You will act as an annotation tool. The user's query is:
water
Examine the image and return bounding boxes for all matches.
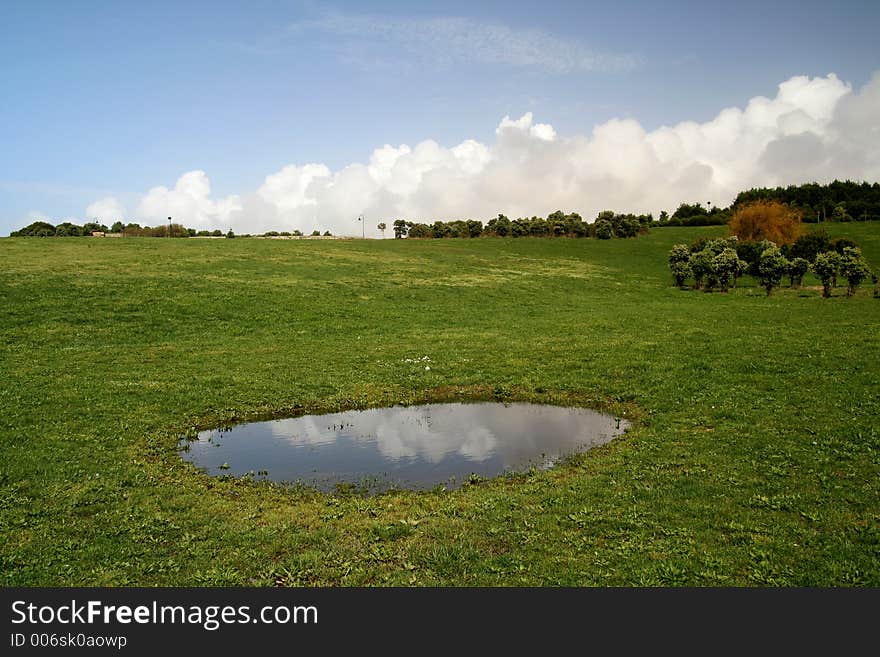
[179,402,629,492]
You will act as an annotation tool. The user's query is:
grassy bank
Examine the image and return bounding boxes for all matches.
[1,224,878,585]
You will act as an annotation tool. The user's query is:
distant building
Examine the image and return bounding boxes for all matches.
[91,231,105,237]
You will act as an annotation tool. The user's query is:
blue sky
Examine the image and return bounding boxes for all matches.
[2,0,879,235]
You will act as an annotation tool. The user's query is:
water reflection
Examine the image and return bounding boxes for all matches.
[180,402,629,492]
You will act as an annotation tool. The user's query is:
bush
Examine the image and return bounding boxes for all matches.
[688,249,715,290]
[839,247,871,297]
[812,253,837,298]
[729,200,802,245]
[594,219,613,240]
[668,244,691,287]
[789,229,830,262]
[713,248,740,293]
[757,246,789,296]
[830,237,858,255]
[787,257,809,288]
[736,239,775,276]
[669,244,691,266]
[670,261,691,288]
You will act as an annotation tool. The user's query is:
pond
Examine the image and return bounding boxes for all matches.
[179,402,629,493]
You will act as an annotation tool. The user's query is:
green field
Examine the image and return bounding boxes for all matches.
[1,224,878,586]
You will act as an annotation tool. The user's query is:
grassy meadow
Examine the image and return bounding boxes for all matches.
[1,223,878,586]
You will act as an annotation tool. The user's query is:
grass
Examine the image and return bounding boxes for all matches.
[1,223,878,586]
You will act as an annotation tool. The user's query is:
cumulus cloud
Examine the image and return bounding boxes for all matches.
[85,196,126,223]
[89,71,880,237]
[136,170,242,229]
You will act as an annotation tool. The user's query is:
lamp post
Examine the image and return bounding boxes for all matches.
[358,213,364,238]
[167,216,172,238]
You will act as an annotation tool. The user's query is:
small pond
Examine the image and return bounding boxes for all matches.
[179,402,629,492]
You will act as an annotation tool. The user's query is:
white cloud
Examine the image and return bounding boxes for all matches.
[135,170,242,229]
[496,112,556,141]
[85,196,126,223]
[89,71,880,237]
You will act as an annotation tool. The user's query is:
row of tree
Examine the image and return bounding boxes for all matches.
[669,236,874,297]
[11,179,878,238]
[10,220,222,238]
[733,180,880,222]
[9,220,335,239]
[654,180,880,228]
[391,210,654,239]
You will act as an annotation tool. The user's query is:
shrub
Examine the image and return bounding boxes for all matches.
[670,261,691,288]
[688,249,715,290]
[825,251,841,287]
[757,246,789,296]
[789,229,830,262]
[812,253,837,298]
[594,219,613,240]
[830,237,858,255]
[732,254,748,288]
[713,248,740,293]
[729,200,802,245]
[669,244,691,266]
[839,247,871,297]
[668,244,692,287]
[736,239,775,276]
[788,257,809,288]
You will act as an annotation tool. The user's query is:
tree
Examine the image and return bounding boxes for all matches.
[732,253,748,288]
[393,219,408,239]
[485,214,511,237]
[826,251,842,287]
[594,219,613,240]
[110,221,124,233]
[377,222,386,238]
[713,248,740,292]
[311,230,321,236]
[688,250,714,290]
[668,244,692,287]
[466,219,483,238]
[789,229,830,262]
[729,200,802,245]
[812,253,837,298]
[839,247,871,296]
[54,222,83,237]
[832,202,852,222]
[787,257,809,288]
[757,246,789,296]
[226,229,235,238]
[407,223,432,238]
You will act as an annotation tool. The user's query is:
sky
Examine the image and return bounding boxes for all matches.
[1,0,879,237]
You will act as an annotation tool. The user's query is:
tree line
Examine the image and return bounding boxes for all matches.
[9,220,334,239]
[655,180,880,227]
[733,180,880,223]
[10,178,879,238]
[391,210,653,239]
